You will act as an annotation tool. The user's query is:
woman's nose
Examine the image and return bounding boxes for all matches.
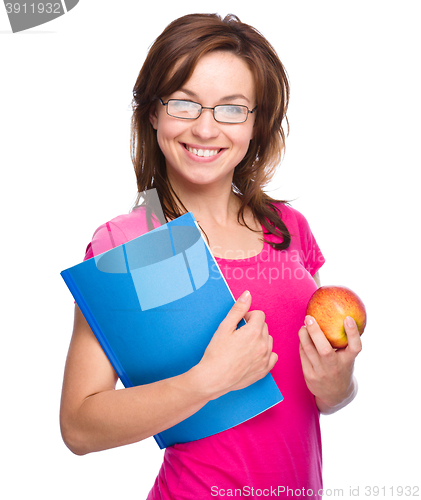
[191,108,220,140]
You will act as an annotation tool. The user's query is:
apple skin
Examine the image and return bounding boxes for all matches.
[306,286,367,349]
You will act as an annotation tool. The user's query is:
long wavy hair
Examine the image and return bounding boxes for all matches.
[131,13,291,250]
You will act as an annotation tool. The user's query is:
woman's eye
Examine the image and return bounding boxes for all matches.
[174,100,195,109]
[224,106,243,114]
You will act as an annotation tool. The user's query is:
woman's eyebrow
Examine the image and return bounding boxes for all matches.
[220,94,251,103]
[177,88,250,103]
[176,88,198,99]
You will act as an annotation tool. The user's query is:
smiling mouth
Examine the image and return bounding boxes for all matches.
[184,144,221,157]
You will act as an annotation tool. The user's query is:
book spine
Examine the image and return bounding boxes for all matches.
[153,433,167,449]
[62,269,168,449]
[60,270,134,388]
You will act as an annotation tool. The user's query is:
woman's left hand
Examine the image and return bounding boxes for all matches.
[298,315,362,414]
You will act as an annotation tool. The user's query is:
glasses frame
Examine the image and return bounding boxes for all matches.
[158,98,257,124]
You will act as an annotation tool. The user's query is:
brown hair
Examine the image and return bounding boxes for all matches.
[131,13,291,250]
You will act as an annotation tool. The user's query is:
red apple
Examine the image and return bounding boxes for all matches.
[306,285,367,348]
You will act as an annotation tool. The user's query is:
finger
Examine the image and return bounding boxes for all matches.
[269,351,278,370]
[244,309,265,325]
[298,324,312,348]
[268,333,274,352]
[265,334,277,370]
[298,336,315,374]
[218,290,252,333]
[298,325,319,370]
[304,315,334,358]
[344,316,363,356]
[298,324,314,351]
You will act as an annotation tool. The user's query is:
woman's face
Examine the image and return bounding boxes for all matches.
[149,51,256,192]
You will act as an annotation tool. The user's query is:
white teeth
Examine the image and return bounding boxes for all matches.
[186,146,219,157]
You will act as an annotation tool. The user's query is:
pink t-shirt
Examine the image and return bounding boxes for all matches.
[84,204,325,499]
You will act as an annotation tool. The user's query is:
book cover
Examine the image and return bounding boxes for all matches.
[61,212,283,449]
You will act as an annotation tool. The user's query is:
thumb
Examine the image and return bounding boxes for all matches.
[219,290,251,332]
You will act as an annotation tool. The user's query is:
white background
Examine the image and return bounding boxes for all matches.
[1,1,420,498]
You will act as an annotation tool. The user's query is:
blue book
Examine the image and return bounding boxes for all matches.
[61,212,283,449]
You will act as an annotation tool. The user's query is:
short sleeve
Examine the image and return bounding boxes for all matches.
[83,221,126,260]
[83,207,161,261]
[276,204,325,276]
[293,209,325,276]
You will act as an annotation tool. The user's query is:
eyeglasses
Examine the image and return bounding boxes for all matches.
[158,98,257,124]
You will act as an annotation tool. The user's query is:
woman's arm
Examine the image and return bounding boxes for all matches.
[298,314,362,415]
[60,307,210,455]
[60,291,277,455]
[312,271,321,288]
[314,375,358,415]
[301,270,361,414]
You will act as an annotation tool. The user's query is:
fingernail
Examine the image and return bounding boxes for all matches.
[238,290,251,303]
[305,315,314,326]
[346,316,356,328]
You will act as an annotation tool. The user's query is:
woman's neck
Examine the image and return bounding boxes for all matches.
[168,177,240,227]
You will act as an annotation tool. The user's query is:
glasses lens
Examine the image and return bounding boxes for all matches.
[167,100,201,119]
[214,105,248,123]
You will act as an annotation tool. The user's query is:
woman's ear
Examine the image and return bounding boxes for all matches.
[149,104,159,130]
[250,114,257,140]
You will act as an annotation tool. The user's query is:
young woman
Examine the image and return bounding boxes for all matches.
[60,13,362,499]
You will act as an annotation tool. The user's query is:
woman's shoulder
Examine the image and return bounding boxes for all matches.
[84,207,159,260]
[273,201,325,272]
[271,201,310,230]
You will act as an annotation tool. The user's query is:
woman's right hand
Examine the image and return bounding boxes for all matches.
[194,290,278,400]
[60,291,276,455]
